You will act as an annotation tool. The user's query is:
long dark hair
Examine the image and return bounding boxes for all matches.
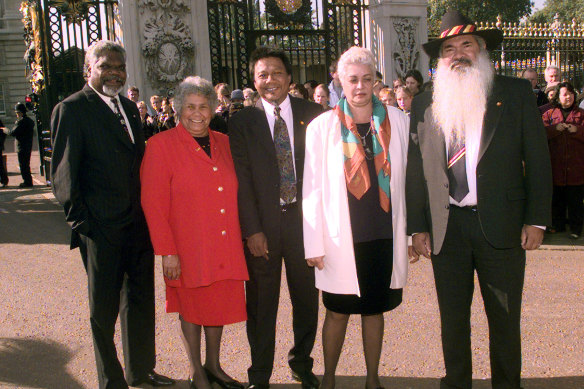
[552,81,577,109]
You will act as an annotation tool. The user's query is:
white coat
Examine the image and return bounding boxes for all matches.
[302,106,410,296]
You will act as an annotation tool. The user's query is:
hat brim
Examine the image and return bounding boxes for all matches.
[422,29,503,58]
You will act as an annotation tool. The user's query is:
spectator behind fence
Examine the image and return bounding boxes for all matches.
[289,83,310,99]
[328,60,344,107]
[405,69,424,95]
[141,75,249,389]
[522,68,548,107]
[137,100,157,140]
[396,86,413,115]
[313,83,331,111]
[304,80,318,101]
[0,118,7,187]
[379,87,397,107]
[158,97,176,131]
[127,85,139,103]
[542,81,584,239]
[1,103,35,187]
[302,46,410,389]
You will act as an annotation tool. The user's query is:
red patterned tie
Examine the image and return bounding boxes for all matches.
[447,135,469,202]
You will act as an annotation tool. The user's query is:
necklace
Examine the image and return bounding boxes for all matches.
[358,124,374,160]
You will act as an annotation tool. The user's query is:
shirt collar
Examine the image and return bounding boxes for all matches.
[261,94,291,114]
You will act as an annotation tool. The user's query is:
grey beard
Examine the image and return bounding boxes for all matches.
[103,85,123,97]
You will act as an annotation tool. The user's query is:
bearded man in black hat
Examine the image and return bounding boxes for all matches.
[1,103,35,187]
[406,10,552,389]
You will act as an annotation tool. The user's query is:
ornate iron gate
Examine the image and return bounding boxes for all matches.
[21,0,120,183]
[207,0,368,88]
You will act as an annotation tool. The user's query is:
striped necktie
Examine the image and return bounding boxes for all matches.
[273,105,296,204]
[447,135,469,202]
[111,98,133,142]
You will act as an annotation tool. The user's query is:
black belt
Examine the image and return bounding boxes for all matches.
[280,202,298,212]
[451,204,477,212]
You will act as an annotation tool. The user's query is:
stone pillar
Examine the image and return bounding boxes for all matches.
[367,0,429,85]
[118,0,212,100]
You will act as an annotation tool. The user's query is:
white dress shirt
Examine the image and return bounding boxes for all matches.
[89,84,135,143]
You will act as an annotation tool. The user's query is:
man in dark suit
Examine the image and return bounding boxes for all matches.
[406,11,552,389]
[229,47,322,389]
[2,103,35,187]
[51,40,173,389]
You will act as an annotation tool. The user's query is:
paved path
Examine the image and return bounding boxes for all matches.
[0,152,583,388]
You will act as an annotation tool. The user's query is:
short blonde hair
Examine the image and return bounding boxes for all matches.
[337,46,377,81]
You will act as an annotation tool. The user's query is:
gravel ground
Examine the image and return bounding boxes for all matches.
[1,153,583,389]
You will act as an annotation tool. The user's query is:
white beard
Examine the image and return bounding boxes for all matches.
[103,85,123,97]
[432,49,495,146]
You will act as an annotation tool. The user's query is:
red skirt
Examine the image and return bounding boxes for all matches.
[166,279,247,326]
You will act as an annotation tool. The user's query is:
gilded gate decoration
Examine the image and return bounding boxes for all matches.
[207,0,368,88]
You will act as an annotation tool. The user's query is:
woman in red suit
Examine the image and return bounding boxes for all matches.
[542,81,584,238]
[141,76,249,389]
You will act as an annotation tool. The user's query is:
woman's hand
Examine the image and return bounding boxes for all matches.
[556,123,567,132]
[567,124,577,133]
[306,256,324,270]
[162,255,181,280]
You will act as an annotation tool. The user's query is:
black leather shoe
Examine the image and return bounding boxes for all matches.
[204,367,244,389]
[291,369,319,389]
[18,182,33,188]
[136,371,175,386]
[247,384,270,389]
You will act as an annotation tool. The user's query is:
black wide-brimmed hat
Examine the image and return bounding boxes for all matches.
[423,10,503,58]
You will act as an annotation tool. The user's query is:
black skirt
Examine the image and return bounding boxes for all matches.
[322,239,402,315]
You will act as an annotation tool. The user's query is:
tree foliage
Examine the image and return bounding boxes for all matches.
[530,0,584,24]
[428,0,533,35]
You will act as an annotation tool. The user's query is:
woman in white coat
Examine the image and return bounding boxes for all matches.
[303,47,410,389]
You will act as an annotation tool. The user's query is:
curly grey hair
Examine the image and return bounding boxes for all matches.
[173,76,219,119]
[84,40,126,79]
[337,46,377,81]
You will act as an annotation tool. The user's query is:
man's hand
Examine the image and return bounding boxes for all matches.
[408,245,420,263]
[521,225,544,250]
[247,232,269,260]
[306,256,324,270]
[162,255,181,280]
[412,232,432,260]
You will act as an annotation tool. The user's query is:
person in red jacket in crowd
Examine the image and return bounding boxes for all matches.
[542,81,584,238]
[141,76,249,389]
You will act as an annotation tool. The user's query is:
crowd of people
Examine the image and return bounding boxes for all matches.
[47,8,561,389]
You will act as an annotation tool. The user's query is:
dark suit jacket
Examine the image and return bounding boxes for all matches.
[406,75,553,253]
[228,95,323,246]
[51,84,148,248]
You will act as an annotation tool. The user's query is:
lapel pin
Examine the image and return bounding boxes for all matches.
[300,121,305,125]
[496,101,502,107]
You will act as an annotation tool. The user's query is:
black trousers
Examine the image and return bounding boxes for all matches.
[432,206,525,389]
[0,150,8,185]
[17,147,32,185]
[78,221,155,389]
[552,184,584,235]
[245,204,319,385]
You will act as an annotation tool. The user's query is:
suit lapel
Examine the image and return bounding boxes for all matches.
[82,85,135,151]
[254,99,277,159]
[478,78,504,162]
[425,105,447,171]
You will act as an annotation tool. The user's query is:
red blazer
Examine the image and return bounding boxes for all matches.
[542,106,584,186]
[141,123,249,288]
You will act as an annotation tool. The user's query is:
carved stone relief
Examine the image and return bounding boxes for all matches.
[138,0,194,91]
[392,17,419,79]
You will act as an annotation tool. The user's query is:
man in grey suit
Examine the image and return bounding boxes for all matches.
[406,10,552,389]
[51,40,173,389]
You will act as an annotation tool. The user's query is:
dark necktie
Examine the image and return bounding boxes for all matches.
[273,105,296,204]
[110,98,133,142]
[447,134,469,202]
